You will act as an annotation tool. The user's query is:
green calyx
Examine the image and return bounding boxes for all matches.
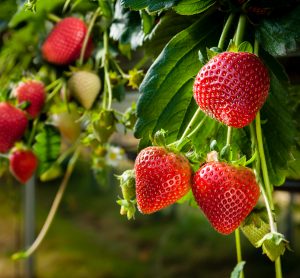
[241,210,290,262]
[116,169,136,220]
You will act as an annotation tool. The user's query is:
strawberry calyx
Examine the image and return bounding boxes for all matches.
[256,232,291,262]
[116,169,136,220]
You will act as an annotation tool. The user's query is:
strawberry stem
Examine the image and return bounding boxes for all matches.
[11,148,80,260]
[27,117,39,147]
[79,7,101,66]
[218,13,235,50]
[103,31,113,110]
[47,13,61,23]
[179,108,201,141]
[234,14,247,46]
[226,126,232,145]
[234,229,244,278]
[255,112,273,204]
[46,81,63,103]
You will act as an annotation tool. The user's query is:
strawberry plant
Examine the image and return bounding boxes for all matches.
[0,0,300,277]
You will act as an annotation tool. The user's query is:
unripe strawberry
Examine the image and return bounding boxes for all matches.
[15,80,46,118]
[192,162,260,235]
[0,103,28,153]
[193,52,270,128]
[9,149,38,184]
[135,146,192,214]
[42,17,93,65]
[51,110,81,143]
[68,71,101,110]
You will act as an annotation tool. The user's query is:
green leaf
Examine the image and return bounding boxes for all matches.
[110,0,144,49]
[230,261,246,278]
[134,12,223,148]
[144,12,198,57]
[260,52,296,185]
[256,5,300,56]
[120,0,179,12]
[238,41,253,53]
[9,0,65,28]
[173,0,216,15]
[140,10,154,35]
[33,125,61,175]
[99,0,113,19]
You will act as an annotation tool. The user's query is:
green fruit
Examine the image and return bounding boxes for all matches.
[68,71,101,109]
[52,110,81,142]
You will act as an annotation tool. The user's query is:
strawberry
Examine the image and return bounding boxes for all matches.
[9,149,38,184]
[15,80,46,118]
[192,162,260,235]
[135,146,192,214]
[193,52,270,128]
[0,103,28,153]
[68,71,101,109]
[42,17,93,65]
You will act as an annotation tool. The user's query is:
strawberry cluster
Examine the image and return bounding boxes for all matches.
[128,51,270,235]
[0,16,98,184]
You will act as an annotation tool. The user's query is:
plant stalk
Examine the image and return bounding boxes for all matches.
[218,13,235,50]
[235,229,244,278]
[234,14,247,46]
[103,31,113,110]
[79,7,101,66]
[12,149,80,260]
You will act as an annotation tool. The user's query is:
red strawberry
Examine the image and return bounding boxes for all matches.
[0,103,28,153]
[192,162,260,235]
[135,146,192,214]
[9,149,38,184]
[193,52,270,128]
[15,80,46,118]
[42,17,93,65]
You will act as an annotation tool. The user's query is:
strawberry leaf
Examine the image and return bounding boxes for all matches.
[260,52,296,185]
[110,0,144,49]
[134,12,223,149]
[256,5,300,56]
[120,0,178,12]
[173,0,216,15]
[33,125,61,175]
[144,12,198,58]
[230,261,246,278]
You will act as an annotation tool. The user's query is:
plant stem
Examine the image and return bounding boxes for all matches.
[218,13,235,50]
[103,31,113,110]
[235,229,244,278]
[226,126,232,145]
[12,149,80,260]
[178,108,201,142]
[234,14,247,46]
[255,112,273,205]
[45,79,62,92]
[186,115,207,139]
[46,82,63,103]
[47,13,61,23]
[79,7,101,66]
[27,118,39,147]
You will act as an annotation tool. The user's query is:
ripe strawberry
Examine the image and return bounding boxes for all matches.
[42,17,93,65]
[192,162,260,235]
[135,146,192,214]
[68,71,101,109]
[0,103,28,153]
[193,52,270,128]
[9,149,38,184]
[15,80,46,118]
